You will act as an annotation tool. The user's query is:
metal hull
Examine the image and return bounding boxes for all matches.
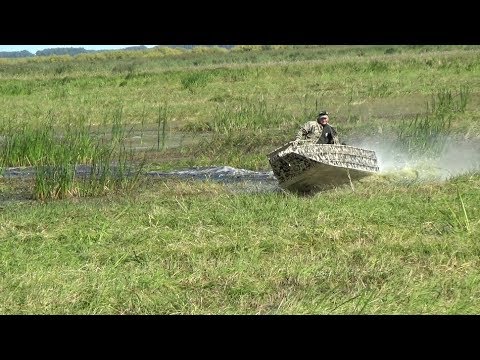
[267,142,379,193]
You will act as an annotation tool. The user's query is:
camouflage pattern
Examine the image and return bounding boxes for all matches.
[296,121,323,141]
[267,140,379,194]
[296,121,339,144]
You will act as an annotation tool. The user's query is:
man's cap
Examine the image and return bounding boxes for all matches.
[318,111,329,118]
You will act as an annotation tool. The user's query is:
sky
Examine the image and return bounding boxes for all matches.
[0,45,155,53]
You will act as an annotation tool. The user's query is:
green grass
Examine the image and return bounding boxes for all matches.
[1,174,479,314]
[1,45,480,313]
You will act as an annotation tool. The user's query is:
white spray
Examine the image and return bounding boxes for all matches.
[353,136,480,181]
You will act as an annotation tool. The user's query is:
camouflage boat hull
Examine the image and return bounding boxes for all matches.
[267,141,379,193]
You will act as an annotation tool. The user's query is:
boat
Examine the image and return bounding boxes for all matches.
[267,141,380,194]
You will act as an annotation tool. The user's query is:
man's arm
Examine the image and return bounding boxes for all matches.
[296,122,313,140]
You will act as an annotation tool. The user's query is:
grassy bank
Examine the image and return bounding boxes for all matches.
[1,173,479,314]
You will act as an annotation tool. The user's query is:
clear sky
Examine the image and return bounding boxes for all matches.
[0,45,155,53]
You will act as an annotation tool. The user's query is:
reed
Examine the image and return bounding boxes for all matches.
[208,97,286,134]
[157,104,169,151]
[0,118,146,200]
[396,86,472,157]
[443,187,471,234]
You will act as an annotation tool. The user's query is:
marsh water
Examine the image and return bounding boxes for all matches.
[2,127,479,196]
[0,127,282,193]
[2,165,282,194]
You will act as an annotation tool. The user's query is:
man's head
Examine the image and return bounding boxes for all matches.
[317,111,329,125]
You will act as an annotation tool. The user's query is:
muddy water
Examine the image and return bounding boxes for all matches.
[147,166,281,193]
[2,165,282,194]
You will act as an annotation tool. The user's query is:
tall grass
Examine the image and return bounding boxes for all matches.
[190,97,286,133]
[397,87,470,157]
[157,104,169,151]
[111,105,126,144]
[442,187,472,234]
[0,81,34,96]
[181,72,212,93]
[0,119,146,200]
[0,120,97,168]
[0,123,61,167]
[80,142,144,198]
[398,112,452,157]
[35,163,77,200]
[430,86,470,114]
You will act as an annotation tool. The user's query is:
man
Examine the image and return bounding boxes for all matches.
[294,111,339,145]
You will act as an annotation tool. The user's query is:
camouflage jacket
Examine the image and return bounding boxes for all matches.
[296,121,339,144]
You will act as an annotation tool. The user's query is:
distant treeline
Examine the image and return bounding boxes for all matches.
[0,50,34,58]
[0,45,235,59]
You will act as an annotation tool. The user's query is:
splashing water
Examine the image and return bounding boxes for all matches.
[146,166,281,193]
[353,136,480,181]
